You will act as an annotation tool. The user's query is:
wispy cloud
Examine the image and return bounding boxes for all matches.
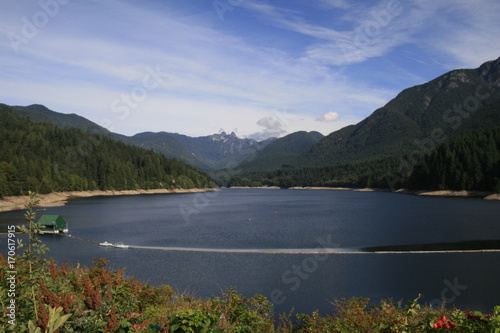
[240,0,500,69]
[315,0,352,10]
[240,2,348,41]
[0,0,393,137]
[412,0,500,68]
[0,0,498,139]
[241,1,410,65]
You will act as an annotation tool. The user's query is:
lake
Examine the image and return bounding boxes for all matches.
[1,188,500,315]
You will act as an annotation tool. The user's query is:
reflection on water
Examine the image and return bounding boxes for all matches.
[363,240,500,252]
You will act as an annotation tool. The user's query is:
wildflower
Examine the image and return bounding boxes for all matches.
[467,312,490,323]
[132,322,147,330]
[433,316,455,329]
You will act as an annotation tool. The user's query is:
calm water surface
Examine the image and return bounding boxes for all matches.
[1,188,499,314]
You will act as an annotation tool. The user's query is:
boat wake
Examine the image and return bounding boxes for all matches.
[127,245,350,254]
[65,235,500,254]
[99,241,129,249]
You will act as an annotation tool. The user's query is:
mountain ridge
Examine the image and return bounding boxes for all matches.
[0,103,215,196]
[227,57,500,190]
[5,57,500,185]
[289,56,500,168]
[236,131,324,171]
[125,130,276,171]
[8,104,322,172]
[12,104,113,135]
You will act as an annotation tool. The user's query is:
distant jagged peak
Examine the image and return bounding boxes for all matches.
[210,131,229,141]
[217,130,237,137]
[210,130,241,142]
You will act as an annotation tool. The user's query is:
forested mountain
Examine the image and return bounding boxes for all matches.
[124,132,204,170]
[407,127,500,192]
[228,156,402,188]
[0,104,214,197]
[229,127,500,192]
[7,104,281,171]
[291,57,500,167]
[12,104,115,136]
[229,57,500,192]
[126,131,274,171]
[5,57,500,193]
[236,131,324,171]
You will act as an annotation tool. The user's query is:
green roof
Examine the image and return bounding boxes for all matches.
[37,214,67,230]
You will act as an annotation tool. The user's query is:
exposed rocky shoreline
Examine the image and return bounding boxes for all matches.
[1,187,497,213]
[0,188,217,213]
[230,186,500,200]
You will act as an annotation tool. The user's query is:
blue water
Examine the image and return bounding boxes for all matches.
[1,188,499,314]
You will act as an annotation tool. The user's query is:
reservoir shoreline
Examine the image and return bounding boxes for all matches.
[0,188,217,213]
[1,186,498,213]
[229,186,500,200]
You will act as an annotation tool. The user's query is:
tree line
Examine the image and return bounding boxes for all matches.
[0,104,215,197]
[229,127,500,193]
[407,126,500,192]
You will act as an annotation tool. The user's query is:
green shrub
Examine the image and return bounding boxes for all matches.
[169,308,216,332]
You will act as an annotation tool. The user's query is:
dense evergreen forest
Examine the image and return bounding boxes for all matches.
[229,127,500,193]
[227,156,403,189]
[407,127,500,192]
[0,104,215,197]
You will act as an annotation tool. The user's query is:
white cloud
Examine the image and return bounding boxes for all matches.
[2,0,498,140]
[244,109,360,141]
[247,116,288,141]
[317,111,340,122]
[0,0,394,138]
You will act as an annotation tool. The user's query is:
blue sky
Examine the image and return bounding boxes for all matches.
[1,0,500,139]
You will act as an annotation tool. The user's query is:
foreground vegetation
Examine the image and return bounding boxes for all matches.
[3,255,500,332]
[2,194,500,332]
[3,253,500,333]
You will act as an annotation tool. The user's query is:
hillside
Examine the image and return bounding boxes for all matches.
[291,57,500,167]
[407,126,500,192]
[124,132,204,170]
[229,126,500,192]
[0,104,214,197]
[229,57,500,191]
[7,105,326,173]
[7,104,282,171]
[12,104,114,136]
[236,131,324,172]
[126,131,274,171]
[6,57,500,191]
